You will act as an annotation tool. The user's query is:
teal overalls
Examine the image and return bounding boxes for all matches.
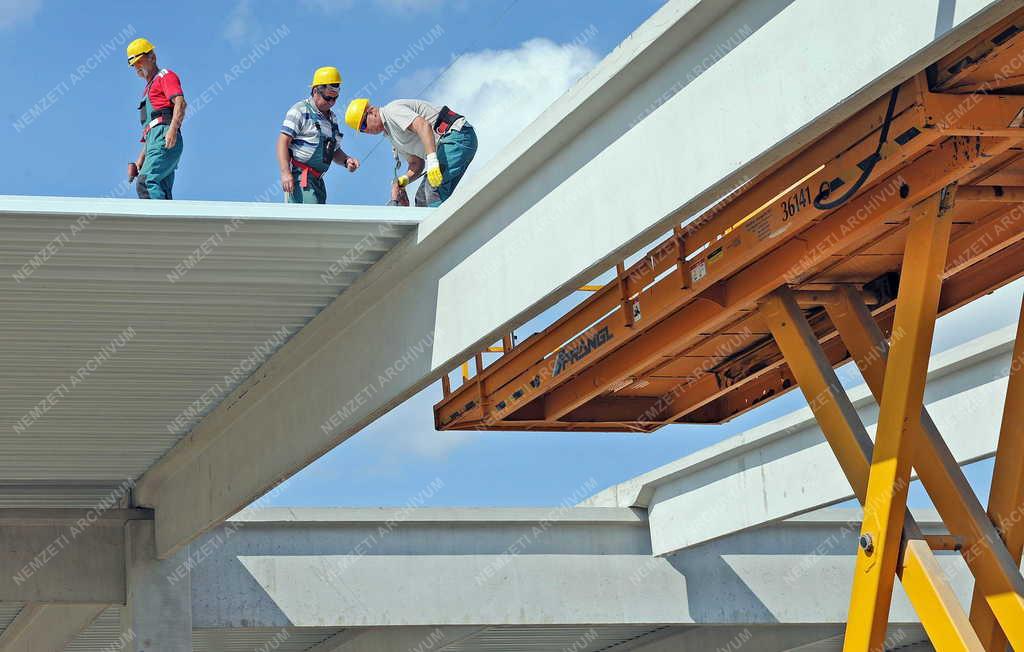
[421,106,477,208]
[137,87,183,200]
[286,101,337,204]
[431,122,477,207]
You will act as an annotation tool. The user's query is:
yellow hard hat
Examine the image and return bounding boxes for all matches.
[311,66,342,87]
[127,38,154,66]
[345,98,369,131]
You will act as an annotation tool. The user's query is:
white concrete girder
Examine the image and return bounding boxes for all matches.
[582,325,1018,557]
[0,603,107,652]
[0,509,148,603]
[133,0,1024,560]
[122,521,192,652]
[189,507,966,628]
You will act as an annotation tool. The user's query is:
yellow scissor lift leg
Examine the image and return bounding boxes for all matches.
[764,186,1024,650]
[826,288,1024,650]
[970,296,1024,651]
[761,288,982,649]
[760,245,983,649]
[841,186,956,651]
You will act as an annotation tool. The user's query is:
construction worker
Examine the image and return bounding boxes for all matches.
[277,67,359,204]
[345,98,477,207]
[126,38,186,200]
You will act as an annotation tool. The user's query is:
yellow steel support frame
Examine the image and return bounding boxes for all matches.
[844,186,955,651]
[969,295,1024,650]
[826,287,1024,650]
[760,289,982,650]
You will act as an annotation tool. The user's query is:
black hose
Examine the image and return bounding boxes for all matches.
[813,86,900,211]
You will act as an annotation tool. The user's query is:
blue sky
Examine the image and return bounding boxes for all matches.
[0,0,662,203]
[275,277,1022,510]
[1,0,1017,512]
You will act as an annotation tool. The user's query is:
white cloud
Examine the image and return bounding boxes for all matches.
[414,37,600,173]
[0,0,42,30]
[224,0,260,48]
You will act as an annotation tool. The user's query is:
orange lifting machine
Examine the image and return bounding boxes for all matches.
[436,11,1024,651]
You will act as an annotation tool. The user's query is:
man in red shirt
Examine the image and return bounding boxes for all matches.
[126,38,186,199]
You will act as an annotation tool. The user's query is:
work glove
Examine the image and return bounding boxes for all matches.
[396,175,410,187]
[426,152,443,188]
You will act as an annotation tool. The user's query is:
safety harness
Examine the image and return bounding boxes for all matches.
[290,100,339,189]
[141,108,173,138]
[290,159,324,190]
[138,70,176,139]
[433,105,465,136]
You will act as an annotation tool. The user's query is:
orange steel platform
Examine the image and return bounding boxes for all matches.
[436,17,1024,436]
[435,11,1024,651]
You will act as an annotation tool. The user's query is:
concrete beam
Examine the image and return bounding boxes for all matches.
[0,509,150,526]
[192,507,667,628]
[135,0,1024,558]
[122,521,191,652]
[582,325,1016,557]
[0,510,148,603]
[627,625,929,652]
[0,603,107,652]
[249,625,927,652]
[306,627,483,652]
[187,507,969,628]
[239,555,687,627]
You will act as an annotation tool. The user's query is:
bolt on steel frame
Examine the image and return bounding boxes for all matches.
[434,12,1024,650]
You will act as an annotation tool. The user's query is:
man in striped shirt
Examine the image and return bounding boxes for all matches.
[276,67,359,204]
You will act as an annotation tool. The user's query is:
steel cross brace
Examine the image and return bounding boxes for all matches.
[761,186,1015,650]
[764,184,1024,650]
[822,287,1024,651]
[968,295,1024,650]
[838,186,956,651]
[760,288,982,650]
[825,286,1024,651]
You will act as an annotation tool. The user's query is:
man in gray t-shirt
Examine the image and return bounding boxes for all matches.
[345,97,478,207]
